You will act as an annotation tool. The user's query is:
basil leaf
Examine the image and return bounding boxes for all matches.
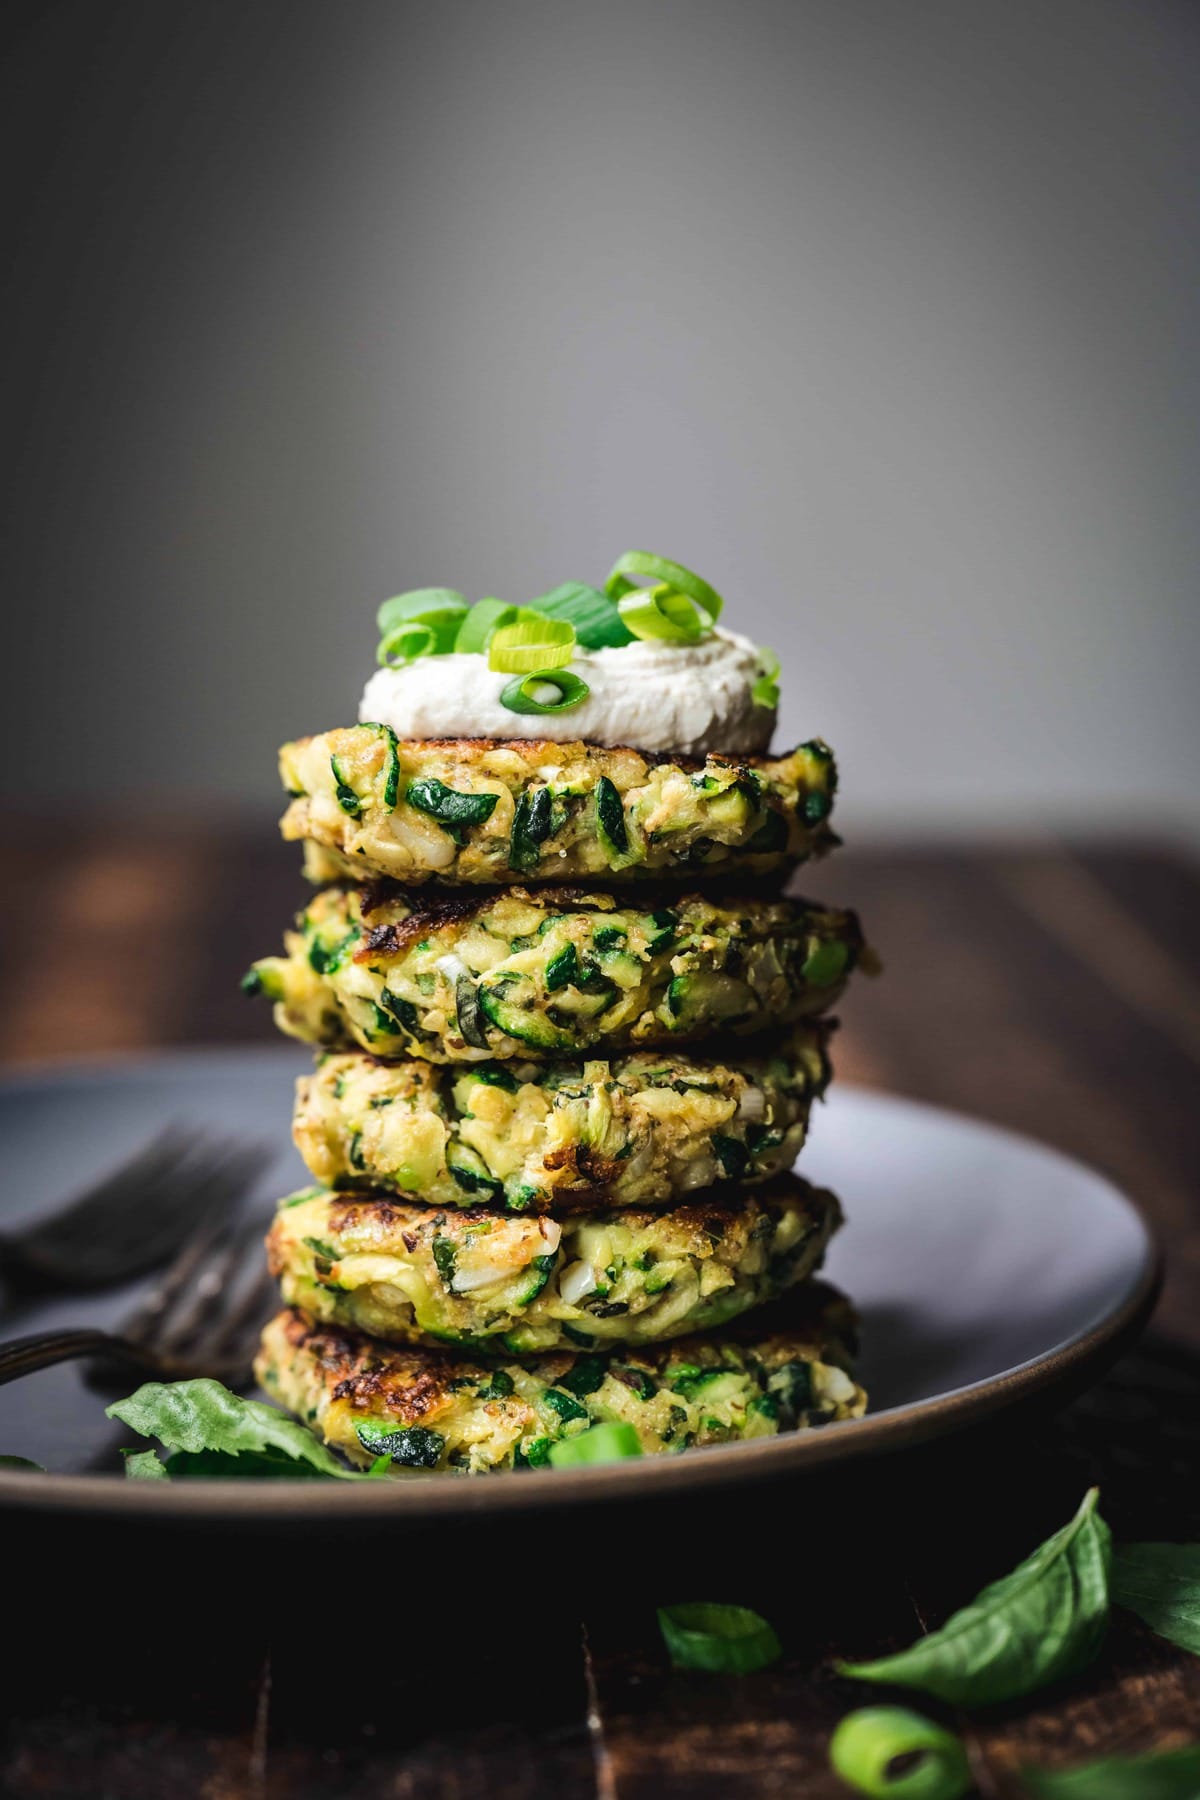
[107,1378,358,1480]
[1112,1542,1200,1655]
[839,1489,1111,1705]
[122,1449,169,1480]
[1022,1745,1200,1799]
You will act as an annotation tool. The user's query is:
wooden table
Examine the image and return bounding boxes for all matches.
[1,823,1197,1798]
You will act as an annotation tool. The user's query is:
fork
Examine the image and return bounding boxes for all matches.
[0,1202,277,1392]
[0,1129,271,1295]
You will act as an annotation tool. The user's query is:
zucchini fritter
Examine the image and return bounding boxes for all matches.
[245,882,864,1064]
[254,1282,866,1474]
[293,1026,833,1211]
[266,1174,841,1353]
[281,729,837,887]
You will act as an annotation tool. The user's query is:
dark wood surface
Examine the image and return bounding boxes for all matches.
[1,821,1198,1798]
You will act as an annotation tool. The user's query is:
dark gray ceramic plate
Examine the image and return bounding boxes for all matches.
[0,1049,1159,1521]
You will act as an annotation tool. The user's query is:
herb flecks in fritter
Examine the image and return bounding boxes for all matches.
[245,883,865,1064]
[292,1025,834,1210]
[281,731,836,887]
[254,1282,866,1474]
[265,1175,841,1354]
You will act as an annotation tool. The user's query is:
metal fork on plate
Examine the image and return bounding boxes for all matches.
[0,1129,269,1294]
[0,1198,277,1392]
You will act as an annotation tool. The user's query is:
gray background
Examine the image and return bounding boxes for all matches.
[3,0,1197,840]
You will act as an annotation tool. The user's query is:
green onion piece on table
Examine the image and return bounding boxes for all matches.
[489,616,577,674]
[656,1602,782,1675]
[829,1709,971,1800]
[500,670,590,714]
[547,1421,642,1467]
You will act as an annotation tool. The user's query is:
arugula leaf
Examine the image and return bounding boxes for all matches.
[839,1490,1112,1705]
[1112,1543,1200,1656]
[0,1455,44,1472]
[1021,1745,1200,1799]
[107,1379,358,1480]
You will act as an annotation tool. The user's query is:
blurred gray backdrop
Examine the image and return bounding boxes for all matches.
[2,0,1198,839]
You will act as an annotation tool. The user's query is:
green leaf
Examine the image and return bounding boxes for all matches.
[1021,1745,1200,1799]
[531,581,633,650]
[839,1489,1112,1705]
[0,1455,44,1473]
[657,1603,781,1675]
[829,1708,971,1799]
[107,1379,357,1480]
[1112,1542,1200,1656]
[123,1449,169,1480]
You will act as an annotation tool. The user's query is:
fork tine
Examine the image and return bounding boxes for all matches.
[97,1143,270,1267]
[41,1139,272,1290]
[140,1213,270,1362]
[18,1127,203,1251]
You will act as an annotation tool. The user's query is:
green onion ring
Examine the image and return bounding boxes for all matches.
[752,645,781,709]
[656,1602,782,1675]
[500,669,590,714]
[605,551,724,623]
[547,1422,642,1467]
[377,621,437,667]
[454,597,519,654]
[376,588,468,634]
[617,584,711,643]
[489,615,577,673]
[829,1709,971,1800]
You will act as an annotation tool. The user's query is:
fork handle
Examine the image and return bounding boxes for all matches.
[0,1330,163,1387]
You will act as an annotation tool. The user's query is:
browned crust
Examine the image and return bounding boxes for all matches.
[290,732,823,775]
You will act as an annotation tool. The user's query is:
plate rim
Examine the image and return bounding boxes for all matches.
[0,1051,1163,1521]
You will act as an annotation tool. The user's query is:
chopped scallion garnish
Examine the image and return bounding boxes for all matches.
[454,597,519,654]
[656,1602,782,1675]
[752,646,780,709]
[605,551,724,624]
[500,670,591,714]
[489,616,577,674]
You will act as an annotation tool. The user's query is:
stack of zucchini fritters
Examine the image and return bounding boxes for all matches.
[246,726,871,1475]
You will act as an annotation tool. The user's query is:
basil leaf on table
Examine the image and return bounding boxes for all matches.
[1111,1542,1200,1656]
[108,1378,358,1480]
[839,1489,1112,1705]
[1021,1744,1200,1799]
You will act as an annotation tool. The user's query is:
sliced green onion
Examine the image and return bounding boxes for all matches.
[605,551,724,623]
[377,621,437,666]
[531,581,633,650]
[657,1602,781,1675]
[489,616,576,674]
[547,1421,642,1467]
[454,597,518,654]
[829,1709,971,1800]
[617,585,711,643]
[366,1455,392,1478]
[500,669,591,715]
[376,588,468,634]
[752,646,781,709]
